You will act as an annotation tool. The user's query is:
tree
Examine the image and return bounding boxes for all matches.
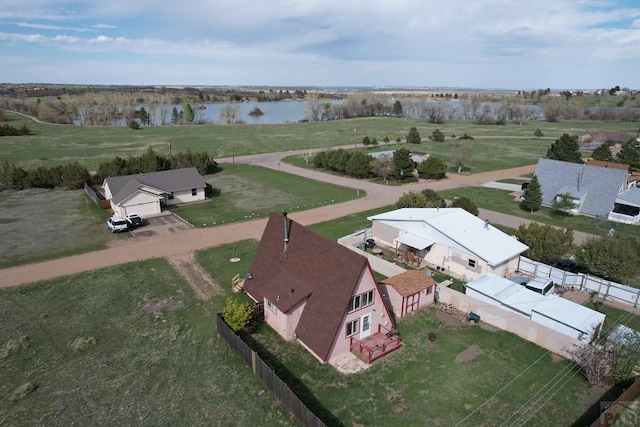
[552,193,578,214]
[449,197,479,216]
[312,151,328,169]
[406,127,421,144]
[515,223,574,264]
[182,102,195,124]
[576,235,640,283]
[546,133,583,163]
[345,151,373,178]
[452,143,472,173]
[362,136,371,147]
[591,143,613,161]
[396,191,426,208]
[219,103,243,124]
[533,128,544,139]
[429,129,445,142]
[372,154,393,182]
[417,156,447,180]
[127,119,140,130]
[392,147,414,180]
[520,175,542,212]
[136,107,150,125]
[421,189,446,208]
[222,297,255,332]
[171,107,180,125]
[616,140,640,169]
[392,100,403,117]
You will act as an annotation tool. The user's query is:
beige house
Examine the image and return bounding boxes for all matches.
[368,208,528,281]
[103,167,206,217]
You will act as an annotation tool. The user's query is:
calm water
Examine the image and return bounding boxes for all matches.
[165,100,343,125]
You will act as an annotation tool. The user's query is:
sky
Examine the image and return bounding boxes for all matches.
[1,0,639,90]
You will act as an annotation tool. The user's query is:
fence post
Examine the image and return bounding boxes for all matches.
[635,291,640,308]
[252,350,256,373]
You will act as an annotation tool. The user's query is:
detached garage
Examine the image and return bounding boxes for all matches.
[466,273,605,342]
[103,168,206,218]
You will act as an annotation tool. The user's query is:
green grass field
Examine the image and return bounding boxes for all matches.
[0,258,296,426]
[439,186,640,238]
[2,111,638,171]
[174,163,364,227]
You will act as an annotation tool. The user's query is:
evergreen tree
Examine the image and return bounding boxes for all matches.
[421,189,446,208]
[534,128,544,139]
[591,143,613,162]
[171,107,180,124]
[552,193,578,214]
[392,100,403,117]
[417,156,447,179]
[616,140,640,169]
[392,147,414,180]
[430,129,445,142]
[406,127,421,144]
[520,175,542,212]
[396,191,426,208]
[182,102,195,124]
[450,197,479,216]
[546,133,583,163]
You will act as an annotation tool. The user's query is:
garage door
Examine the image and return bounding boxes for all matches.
[124,200,159,217]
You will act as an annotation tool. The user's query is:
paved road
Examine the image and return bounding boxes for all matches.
[0,147,595,288]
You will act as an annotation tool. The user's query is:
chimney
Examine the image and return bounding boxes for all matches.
[283,212,290,253]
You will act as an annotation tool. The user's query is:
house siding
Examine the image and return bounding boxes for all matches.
[379,284,403,319]
[371,222,400,247]
[166,188,204,206]
[326,269,392,362]
[264,297,306,342]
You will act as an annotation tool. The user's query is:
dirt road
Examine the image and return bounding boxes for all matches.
[0,149,593,288]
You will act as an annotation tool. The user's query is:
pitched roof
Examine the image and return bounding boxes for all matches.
[244,212,370,362]
[368,208,528,266]
[104,167,205,204]
[380,270,436,297]
[586,159,631,172]
[535,158,627,218]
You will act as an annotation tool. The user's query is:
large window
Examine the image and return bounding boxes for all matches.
[348,290,374,313]
[346,319,359,337]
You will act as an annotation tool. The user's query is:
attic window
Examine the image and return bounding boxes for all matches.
[348,290,374,313]
[468,259,476,268]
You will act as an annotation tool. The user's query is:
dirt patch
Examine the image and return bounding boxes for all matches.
[436,308,465,327]
[142,296,184,313]
[166,252,220,300]
[550,353,565,363]
[456,345,483,362]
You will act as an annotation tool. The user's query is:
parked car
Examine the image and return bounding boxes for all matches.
[553,258,590,274]
[125,213,144,228]
[107,215,129,233]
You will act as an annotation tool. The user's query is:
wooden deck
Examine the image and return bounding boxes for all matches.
[350,328,403,363]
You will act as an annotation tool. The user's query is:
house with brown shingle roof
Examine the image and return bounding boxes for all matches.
[243,212,402,365]
[379,270,437,319]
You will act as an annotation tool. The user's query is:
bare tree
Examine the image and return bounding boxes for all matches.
[372,154,393,183]
[219,103,243,124]
[452,143,472,173]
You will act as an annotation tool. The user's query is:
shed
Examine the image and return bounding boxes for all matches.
[378,270,437,318]
[531,297,605,342]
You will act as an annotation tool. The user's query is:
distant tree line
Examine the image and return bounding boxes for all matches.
[0,122,31,136]
[0,147,218,192]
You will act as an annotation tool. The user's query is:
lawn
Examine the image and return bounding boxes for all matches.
[2,111,637,171]
[248,307,595,426]
[439,186,640,238]
[0,164,363,268]
[173,163,364,227]
[0,189,110,269]
[0,258,295,426]
[283,137,549,174]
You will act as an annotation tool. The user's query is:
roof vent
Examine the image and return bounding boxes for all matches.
[283,212,290,253]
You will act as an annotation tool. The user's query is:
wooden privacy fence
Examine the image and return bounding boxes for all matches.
[83,182,110,210]
[592,377,640,426]
[216,314,326,427]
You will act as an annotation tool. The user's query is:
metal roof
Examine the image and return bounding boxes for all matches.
[394,233,434,250]
[368,208,528,266]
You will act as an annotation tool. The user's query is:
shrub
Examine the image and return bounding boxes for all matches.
[68,336,98,352]
[9,382,38,402]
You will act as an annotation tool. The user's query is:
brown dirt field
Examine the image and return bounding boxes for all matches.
[166,252,221,300]
[456,344,484,362]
